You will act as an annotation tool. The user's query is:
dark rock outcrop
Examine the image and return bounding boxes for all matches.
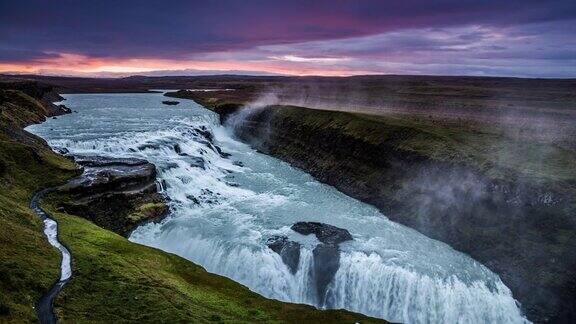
[162,100,179,105]
[188,156,206,169]
[0,81,73,154]
[172,144,206,168]
[194,126,214,142]
[54,147,70,155]
[57,104,72,114]
[291,222,352,304]
[66,156,157,193]
[173,127,230,160]
[138,143,161,151]
[312,243,341,304]
[0,80,71,118]
[59,156,168,236]
[268,222,353,304]
[74,155,150,168]
[267,236,301,274]
[291,222,353,245]
[214,145,231,158]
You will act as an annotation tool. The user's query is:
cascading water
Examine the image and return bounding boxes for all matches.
[27,92,529,323]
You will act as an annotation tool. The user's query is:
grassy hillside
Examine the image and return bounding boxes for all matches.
[0,89,78,321]
[0,142,75,322]
[0,90,51,128]
[0,86,382,323]
[273,106,576,187]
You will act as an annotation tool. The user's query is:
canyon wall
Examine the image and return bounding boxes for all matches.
[213,103,576,323]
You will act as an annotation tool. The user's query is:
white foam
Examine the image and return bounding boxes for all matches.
[43,218,72,281]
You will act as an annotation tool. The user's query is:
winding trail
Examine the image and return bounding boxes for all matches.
[30,189,72,324]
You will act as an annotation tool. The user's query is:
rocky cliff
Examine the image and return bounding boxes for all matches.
[0,80,71,122]
[56,156,168,237]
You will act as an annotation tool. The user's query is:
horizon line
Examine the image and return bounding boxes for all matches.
[2,72,575,81]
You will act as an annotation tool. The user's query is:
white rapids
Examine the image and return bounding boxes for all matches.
[43,218,72,281]
[31,190,73,282]
[27,92,529,323]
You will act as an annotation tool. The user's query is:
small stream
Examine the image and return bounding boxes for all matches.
[30,189,72,324]
[27,92,529,323]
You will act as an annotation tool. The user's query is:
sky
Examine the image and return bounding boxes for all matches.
[1,0,575,78]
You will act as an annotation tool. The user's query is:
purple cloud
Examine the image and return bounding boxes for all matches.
[0,0,575,76]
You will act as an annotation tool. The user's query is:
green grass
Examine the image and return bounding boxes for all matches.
[0,139,77,322]
[126,202,168,223]
[273,105,576,187]
[0,90,49,129]
[0,90,78,321]
[0,89,78,320]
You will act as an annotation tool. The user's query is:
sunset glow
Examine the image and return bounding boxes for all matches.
[1,0,575,77]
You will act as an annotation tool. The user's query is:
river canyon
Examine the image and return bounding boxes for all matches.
[26,92,529,323]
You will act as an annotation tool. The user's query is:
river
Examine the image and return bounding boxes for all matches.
[27,92,528,323]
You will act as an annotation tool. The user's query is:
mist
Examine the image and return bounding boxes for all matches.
[219,76,576,321]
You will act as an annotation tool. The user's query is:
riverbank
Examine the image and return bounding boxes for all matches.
[168,87,576,323]
[0,82,383,323]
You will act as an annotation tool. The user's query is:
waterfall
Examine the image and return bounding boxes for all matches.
[27,92,530,323]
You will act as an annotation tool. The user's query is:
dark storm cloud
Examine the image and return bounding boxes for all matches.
[0,0,575,61]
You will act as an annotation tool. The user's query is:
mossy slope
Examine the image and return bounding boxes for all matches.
[0,89,77,322]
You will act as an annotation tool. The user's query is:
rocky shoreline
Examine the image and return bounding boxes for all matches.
[54,155,168,237]
[1,80,169,238]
